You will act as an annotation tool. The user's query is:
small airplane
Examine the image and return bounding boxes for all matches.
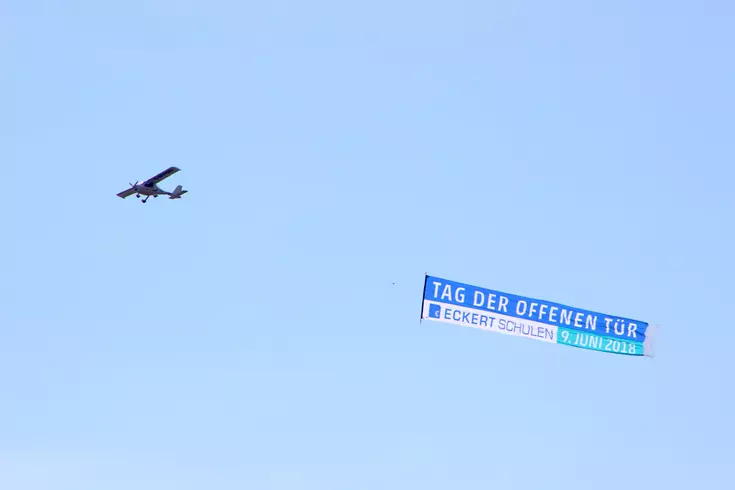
[117,166,188,203]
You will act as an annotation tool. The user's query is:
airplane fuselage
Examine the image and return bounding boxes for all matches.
[133,184,164,196]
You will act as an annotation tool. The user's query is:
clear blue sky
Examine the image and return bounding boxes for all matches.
[2,1,734,488]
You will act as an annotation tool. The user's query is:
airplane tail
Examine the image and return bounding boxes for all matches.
[169,185,188,199]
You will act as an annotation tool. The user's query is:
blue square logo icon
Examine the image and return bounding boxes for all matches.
[429,303,442,318]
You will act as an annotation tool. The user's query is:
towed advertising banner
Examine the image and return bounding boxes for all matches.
[421,275,656,357]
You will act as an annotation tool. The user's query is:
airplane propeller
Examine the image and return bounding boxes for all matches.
[129,181,138,189]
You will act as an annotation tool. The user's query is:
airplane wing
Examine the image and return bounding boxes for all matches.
[117,187,136,199]
[143,166,180,186]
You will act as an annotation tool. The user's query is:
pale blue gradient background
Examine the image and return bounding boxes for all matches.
[2,1,734,488]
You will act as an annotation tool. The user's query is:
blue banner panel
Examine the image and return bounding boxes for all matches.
[422,275,653,357]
